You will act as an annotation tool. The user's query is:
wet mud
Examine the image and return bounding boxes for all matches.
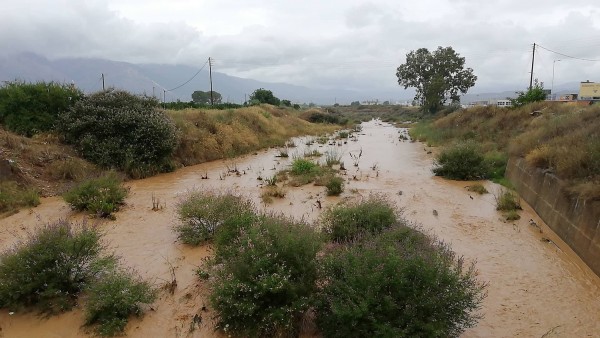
[1,120,599,337]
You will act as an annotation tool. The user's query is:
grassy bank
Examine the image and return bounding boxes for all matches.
[0,102,339,216]
[411,102,600,199]
[169,105,338,166]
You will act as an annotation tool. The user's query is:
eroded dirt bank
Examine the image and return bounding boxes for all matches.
[1,120,599,337]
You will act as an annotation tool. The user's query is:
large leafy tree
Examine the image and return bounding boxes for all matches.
[191,90,222,104]
[396,46,476,113]
[249,88,280,106]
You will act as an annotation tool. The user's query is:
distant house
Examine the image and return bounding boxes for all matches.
[468,100,489,107]
[579,81,600,101]
[489,99,512,108]
[559,94,578,101]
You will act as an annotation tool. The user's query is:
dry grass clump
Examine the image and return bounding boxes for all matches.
[260,186,287,204]
[169,106,337,167]
[466,183,488,195]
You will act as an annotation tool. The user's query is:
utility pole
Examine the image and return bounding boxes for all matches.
[152,86,155,98]
[163,89,166,108]
[101,73,105,91]
[529,43,536,90]
[209,57,214,105]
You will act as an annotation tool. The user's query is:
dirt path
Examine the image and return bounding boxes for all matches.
[1,120,599,337]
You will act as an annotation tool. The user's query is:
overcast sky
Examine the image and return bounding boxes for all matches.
[1,0,600,94]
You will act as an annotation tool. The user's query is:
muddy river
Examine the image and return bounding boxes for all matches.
[1,120,599,337]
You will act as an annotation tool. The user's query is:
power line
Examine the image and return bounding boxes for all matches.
[166,58,210,91]
[536,44,600,62]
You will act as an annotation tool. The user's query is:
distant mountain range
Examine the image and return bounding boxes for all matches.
[0,52,580,105]
[0,52,408,105]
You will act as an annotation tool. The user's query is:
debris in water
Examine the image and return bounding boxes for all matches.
[432,209,438,216]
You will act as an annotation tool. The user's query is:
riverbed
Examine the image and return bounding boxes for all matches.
[1,120,599,337]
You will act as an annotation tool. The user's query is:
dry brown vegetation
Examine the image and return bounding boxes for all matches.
[169,105,337,166]
[0,127,100,197]
[411,102,600,199]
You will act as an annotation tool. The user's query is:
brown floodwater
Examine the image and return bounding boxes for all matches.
[1,120,600,337]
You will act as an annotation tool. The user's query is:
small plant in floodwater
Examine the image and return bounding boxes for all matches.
[495,188,522,212]
[321,194,398,242]
[504,209,521,221]
[84,269,156,337]
[466,183,488,195]
[303,149,322,158]
[338,131,349,139]
[175,191,256,246]
[325,176,344,196]
[349,148,363,167]
[291,158,319,176]
[63,172,127,218]
[264,176,277,186]
[325,149,342,167]
[260,186,287,204]
[276,148,289,158]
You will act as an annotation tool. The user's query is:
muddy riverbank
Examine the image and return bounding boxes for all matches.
[1,120,599,337]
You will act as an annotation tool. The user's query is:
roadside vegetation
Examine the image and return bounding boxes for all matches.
[0,220,155,336]
[411,102,600,199]
[192,193,486,337]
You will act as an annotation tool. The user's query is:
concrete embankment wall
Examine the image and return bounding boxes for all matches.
[506,158,600,276]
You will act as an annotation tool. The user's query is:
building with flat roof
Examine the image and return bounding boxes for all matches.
[579,81,600,100]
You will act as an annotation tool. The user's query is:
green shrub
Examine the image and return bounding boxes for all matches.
[209,214,322,337]
[0,180,40,213]
[291,158,318,175]
[57,89,178,178]
[433,141,488,180]
[325,176,344,196]
[0,220,110,314]
[314,225,487,338]
[0,81,83,136]
[504,210,521,221]
[175,191,256,246]
[321,195,397,242]
[63,173,128,218]
[84,269,156,337]
[483,150,508,182]
[495,189,522,211]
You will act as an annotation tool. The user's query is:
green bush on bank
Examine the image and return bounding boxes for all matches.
[0,81,83,137]
[57,89,179,178]
[433,141,488,180]
[63,173,128,218]
[314,225,487,338]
